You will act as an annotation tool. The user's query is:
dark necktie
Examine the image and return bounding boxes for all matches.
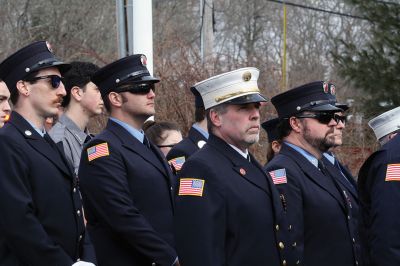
[318,159,352,212]
[84,134,93,144]
[318,159,331,176]
[143,135,151,149]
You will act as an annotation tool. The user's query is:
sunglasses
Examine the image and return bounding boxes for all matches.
[118,83,155,95]
[25,75,65,89]
[157,143,178,148]
[296,112,347,125]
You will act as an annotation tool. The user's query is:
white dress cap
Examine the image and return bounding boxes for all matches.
[192,67,266,109]
[368,106,400,140]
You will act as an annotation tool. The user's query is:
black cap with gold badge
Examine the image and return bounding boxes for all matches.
[91,54,159,97]
[0,41,70,94]
[271,81,343,119]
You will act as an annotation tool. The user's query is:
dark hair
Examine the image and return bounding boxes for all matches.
[61,61,99,108]
[266,143,275,162]
[277,118,292,139]
[143,121,181,145]
[195,106,206,122]
[10,70,40,105]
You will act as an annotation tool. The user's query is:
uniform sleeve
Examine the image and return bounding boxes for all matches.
[0,137,73,265]
[174,158,225,266]
[367,153,400,265]
[265,162,304,263]
[78,140,177,265]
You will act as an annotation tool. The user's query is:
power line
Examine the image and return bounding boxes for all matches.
[266,0,370,20]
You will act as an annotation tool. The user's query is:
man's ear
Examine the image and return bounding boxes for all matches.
[289,116,302,133]
[70,86,83,102]
[16,80,30,96]
[108,92,123,108]
[209,109,222,128]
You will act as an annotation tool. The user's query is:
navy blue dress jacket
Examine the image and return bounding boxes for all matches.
[0,111,94,266]
[265,143,360,266]
[78,119,177,266]
[358,134,400,266]
[174,134,296,266]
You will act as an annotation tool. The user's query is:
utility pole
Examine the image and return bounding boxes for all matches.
[116,0,154,75]
[200,0,214,63]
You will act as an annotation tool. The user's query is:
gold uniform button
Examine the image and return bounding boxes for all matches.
[276,224,280,230]
[279,242,285,249]
[282,260,287,266]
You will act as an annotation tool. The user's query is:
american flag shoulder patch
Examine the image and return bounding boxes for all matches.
[179,178,205,197]
[168,156,185,171]
[269,168,287,185]
[87,143,110,162]
[385,163,400,181]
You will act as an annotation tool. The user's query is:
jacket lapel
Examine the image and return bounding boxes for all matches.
[208,135,270,195]
[107,120,169,179]
[281,144,346,210]
[323,158,358,201]
[338,161,358,197]
[9,112,72,177]
[188,127,208,149]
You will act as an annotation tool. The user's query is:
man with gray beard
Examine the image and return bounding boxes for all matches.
[174,68,297,266]
[264,81,361,266]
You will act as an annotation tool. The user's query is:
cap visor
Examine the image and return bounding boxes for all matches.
[33,61,71,75]
[130,75,160,84]
[335,103,349,111]
[306,104,343,112]
[225,93,268,105]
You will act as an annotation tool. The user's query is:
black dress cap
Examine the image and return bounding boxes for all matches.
[261,117,280,142]
[91,54,160,97]
[271,81,343,118]
[0,41,70,93]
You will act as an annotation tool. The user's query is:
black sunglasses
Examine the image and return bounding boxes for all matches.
[296,112,347,125]
[25,75,65,89]
[157,143,178,148]
[118,83,155,95]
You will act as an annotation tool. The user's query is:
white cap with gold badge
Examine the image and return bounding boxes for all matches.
[192,67,268,110]
[368,106,400,140]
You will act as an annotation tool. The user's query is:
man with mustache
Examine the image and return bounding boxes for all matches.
[174,68,296,266]
[0,80,11,127]
[78,54,179,266]
[0,41,95,265]
[265,81,360,266]
[49,61,103,175]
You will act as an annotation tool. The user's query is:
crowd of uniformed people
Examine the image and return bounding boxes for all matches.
[0,41,399,266]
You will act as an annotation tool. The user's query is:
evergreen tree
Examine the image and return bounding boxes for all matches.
[332,0,400,117]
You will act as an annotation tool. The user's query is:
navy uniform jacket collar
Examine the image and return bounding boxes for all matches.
[7,111,73,177]
[106,119,174,188]
[207,134,285,219]
[280,142,346,211]
[188,126,208,148]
